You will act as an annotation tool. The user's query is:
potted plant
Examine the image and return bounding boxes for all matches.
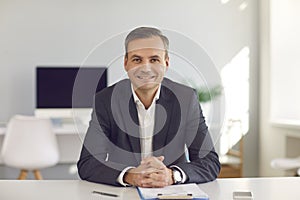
[196,85,223,117]
[197,85,223,103]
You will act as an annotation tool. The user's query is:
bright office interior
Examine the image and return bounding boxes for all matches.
[0,0,300,180]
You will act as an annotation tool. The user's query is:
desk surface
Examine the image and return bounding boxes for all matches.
[0,177,299,200]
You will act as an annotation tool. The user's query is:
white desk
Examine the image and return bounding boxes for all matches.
[0,177,299,200]
[0,124,87,163]
[0,124,87,136]
[0,123,224,163]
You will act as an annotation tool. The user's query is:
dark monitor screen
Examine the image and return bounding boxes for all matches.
[36,67,107,108]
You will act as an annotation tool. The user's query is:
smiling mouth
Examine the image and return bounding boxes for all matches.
[136,75,156,80]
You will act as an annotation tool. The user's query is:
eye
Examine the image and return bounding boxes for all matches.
[150,58,160,63]
[132,58,141,63]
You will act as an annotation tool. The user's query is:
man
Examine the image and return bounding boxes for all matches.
[77,27,220,188]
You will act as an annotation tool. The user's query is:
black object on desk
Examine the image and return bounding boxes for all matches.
[92,190,119,197]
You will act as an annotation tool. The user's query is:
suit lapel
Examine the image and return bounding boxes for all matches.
[153,85,174,157]
[114,80,141,164]
[127,97,142,163]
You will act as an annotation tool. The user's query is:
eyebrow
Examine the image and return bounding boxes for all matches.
[129,54,162,60]
[149,55,161,59]
[130,54,161,58]
[129,54,142,59]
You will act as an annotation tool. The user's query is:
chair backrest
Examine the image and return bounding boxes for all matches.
[1,115,59,170]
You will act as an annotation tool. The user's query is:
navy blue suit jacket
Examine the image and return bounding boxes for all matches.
[77,78,220,186]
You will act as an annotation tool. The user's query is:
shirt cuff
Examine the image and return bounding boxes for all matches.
[170,165,187,183]
[117,166,135,186]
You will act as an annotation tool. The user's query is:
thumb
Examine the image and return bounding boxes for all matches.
[157,156,165,161]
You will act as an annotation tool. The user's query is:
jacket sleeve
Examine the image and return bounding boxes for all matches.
[175,90,221,183]
[77,99,127,186]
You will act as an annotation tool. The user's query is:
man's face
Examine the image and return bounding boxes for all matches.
[124,36,169,92]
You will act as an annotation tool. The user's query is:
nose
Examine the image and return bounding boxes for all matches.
[140,63,152,72]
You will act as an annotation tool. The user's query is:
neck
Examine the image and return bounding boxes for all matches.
[134,86,159,109]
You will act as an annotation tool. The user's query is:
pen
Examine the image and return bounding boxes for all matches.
[92,190,119,197]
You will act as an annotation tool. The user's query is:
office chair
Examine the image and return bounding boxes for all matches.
[271,156,300,176]
[1,115,59,180]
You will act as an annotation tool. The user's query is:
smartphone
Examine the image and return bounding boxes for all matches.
[233,191,253,200]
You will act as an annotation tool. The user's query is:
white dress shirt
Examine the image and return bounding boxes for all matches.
[132,84,160,159]
[117,84,186,186]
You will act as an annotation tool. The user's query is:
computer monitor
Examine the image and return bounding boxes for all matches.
[35,66,107,125]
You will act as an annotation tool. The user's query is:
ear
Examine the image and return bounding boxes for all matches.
[124,56,129,72]
[165,56,169,70]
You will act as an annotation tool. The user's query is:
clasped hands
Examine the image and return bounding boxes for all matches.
[124,156,174,188]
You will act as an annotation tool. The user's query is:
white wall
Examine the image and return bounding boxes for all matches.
[0,0,259,176]
[270,0,300,122]
[259,0,300,176]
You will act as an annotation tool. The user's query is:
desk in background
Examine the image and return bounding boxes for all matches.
[0,177,299,200]
[0,123,223,164]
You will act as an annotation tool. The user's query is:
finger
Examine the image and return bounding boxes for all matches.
[157,156,164,161]
[145,179,168,188]
[137,176,159,188]
[126,166,156,181]
[141,156,155,165]
[140,183,153,188]
[130,173,146,187]
[127,166,147,174]
[139,171,172,188]
[144,168,165,175]
[140,178,167,188]
[152,182,168,188]
[142,167,163,175]
[142,157,166,169]
[142,156,164,163]
[148,171,169,182]
[141,156,162,164]
[147,162,165,170]
[134,162,159,173]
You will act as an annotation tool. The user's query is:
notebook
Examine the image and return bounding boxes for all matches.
[137,183,209,200]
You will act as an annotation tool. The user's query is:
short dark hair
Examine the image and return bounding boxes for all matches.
[125,27,169,58]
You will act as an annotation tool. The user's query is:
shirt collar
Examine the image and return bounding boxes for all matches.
[131,84,161,104]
